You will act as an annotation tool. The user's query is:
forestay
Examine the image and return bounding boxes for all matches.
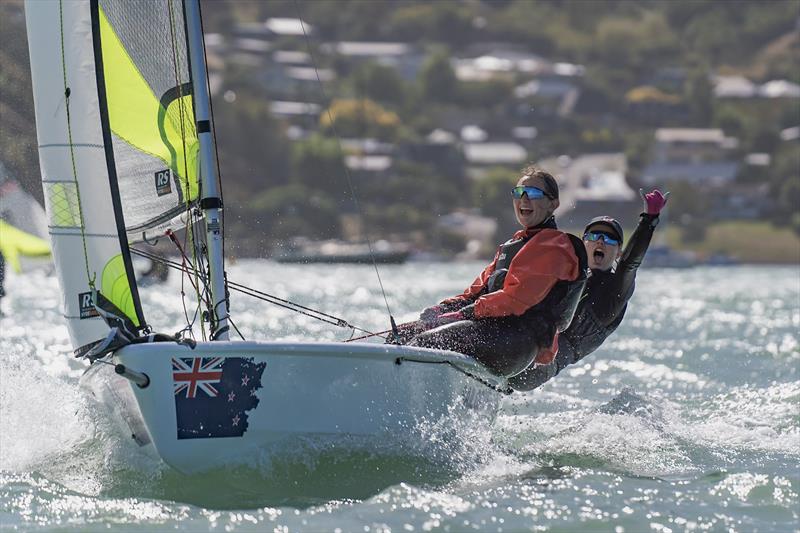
[26,0,201,355]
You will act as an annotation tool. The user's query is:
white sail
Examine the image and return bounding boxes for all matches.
[26,0,138,352]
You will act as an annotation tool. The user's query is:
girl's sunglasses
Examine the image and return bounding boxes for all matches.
[583,232,620,246]
[511,186,549,200]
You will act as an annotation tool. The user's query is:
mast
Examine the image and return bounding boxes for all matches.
[184,0,229,340]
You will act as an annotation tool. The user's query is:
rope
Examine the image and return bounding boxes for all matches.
[58,0,95,289]
[292,0,398,334]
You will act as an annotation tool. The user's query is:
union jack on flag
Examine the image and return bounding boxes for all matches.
[173,357,223,398]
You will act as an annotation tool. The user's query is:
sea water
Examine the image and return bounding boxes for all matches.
[1,262,798,532]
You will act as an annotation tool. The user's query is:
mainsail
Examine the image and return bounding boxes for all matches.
[26,0,201,354]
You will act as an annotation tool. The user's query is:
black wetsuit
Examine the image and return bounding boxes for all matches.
[508,213,659,391]
[403,219,588,378]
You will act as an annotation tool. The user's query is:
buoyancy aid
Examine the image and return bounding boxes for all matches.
[486,232,589,331]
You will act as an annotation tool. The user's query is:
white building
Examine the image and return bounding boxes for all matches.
[641,128,740,187]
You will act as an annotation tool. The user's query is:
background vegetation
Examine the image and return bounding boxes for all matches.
[1,0,798,261]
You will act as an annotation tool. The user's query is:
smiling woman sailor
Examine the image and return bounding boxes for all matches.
[393,167,588,378]
[509,189,669,390]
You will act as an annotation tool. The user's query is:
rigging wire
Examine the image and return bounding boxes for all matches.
[130,247,377,336]
[292,0,399,337]
[167,0,208,340]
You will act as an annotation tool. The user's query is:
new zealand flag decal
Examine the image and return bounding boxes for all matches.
[173,356,266,439]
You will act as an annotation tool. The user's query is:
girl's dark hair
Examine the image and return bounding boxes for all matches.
[520,165,559,199]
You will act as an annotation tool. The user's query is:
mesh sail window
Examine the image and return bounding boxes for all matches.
[98,0,200,244]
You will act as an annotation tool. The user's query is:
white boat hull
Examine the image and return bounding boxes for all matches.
[96,341,505,474]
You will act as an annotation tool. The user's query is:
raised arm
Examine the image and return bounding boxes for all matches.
[593,190,668,324]
[615,213,659,290]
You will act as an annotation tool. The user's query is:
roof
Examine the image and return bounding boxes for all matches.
[780,126,800,141]
[713,75,756,98]
[344,155,393,172]
[272,50,310,65]
[427,129,456,144]
[233,38,271,54]
[285,66,335,82]
[573,170,636,201]
[264,18,312,36]
[463,142,527,165]
[655,128,726,144]
[269,101,321,116]
[641,161,739,186]
[759,80,800,98]
[330,42,411,57]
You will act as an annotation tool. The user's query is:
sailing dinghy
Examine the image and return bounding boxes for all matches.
[25,0,506,474]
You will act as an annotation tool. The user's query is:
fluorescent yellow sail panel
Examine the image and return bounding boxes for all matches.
[98,7,199,200]
[101,254,140,327]
[0,219,51,273]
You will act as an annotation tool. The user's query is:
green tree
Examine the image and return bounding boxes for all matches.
[349,62,407,107]
[389,3,475,45]
[770,146,800,236]
[418,50,458,104]
[246,183,340,240]
[290,134,346,197]
[666,180,710,243]
[472,167,520,239]
[684,68,714,126]
[319,99,402,141]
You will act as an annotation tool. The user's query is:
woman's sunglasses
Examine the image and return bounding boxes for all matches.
[583,232,620,246]
[511,186,550,200]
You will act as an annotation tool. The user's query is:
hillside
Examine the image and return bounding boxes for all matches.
[2,0,798,257]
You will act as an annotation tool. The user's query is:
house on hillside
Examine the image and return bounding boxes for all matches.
[257,64,335,98]
[713,75,800,100]
[713,75,757,99]
[268,101,321,132]
[537,153,638,229]
[640,128,740,188]
[232,18,314,42]
[322,42,424,80]
[462,142,528,180]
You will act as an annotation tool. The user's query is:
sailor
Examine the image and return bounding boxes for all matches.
[508,189,669,391]
[396,167,589,377]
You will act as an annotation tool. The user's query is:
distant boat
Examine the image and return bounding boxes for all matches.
[704,253,739,266]
[274,238,410,264]
[641,245,697,269]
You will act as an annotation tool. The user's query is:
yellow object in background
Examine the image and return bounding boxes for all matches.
[0,219,51,273]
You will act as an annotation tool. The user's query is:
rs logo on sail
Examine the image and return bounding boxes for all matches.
[78,291,99,319]
[155,169,172,196]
